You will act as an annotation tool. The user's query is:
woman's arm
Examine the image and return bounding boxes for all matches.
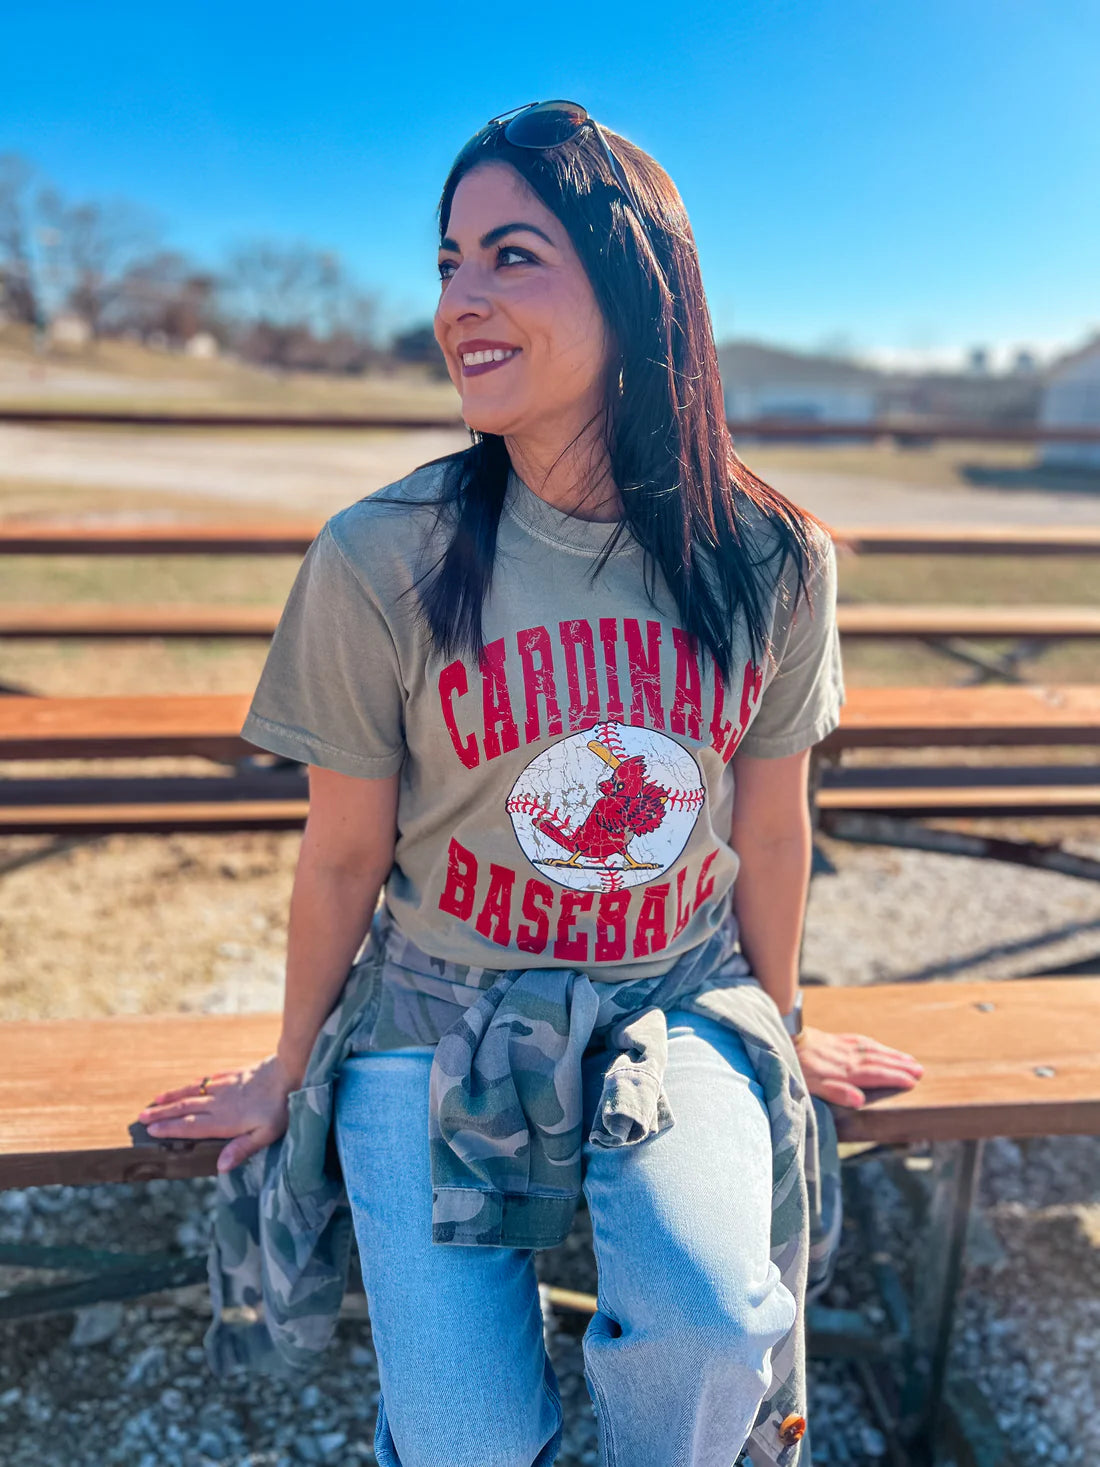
[729,746,924,1108]
[277,764,400,1084]
[728,747,814,1018]
[139,763,399,1169]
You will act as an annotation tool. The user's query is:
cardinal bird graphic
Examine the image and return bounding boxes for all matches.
[533,739,671,871]
[506,721,706,891]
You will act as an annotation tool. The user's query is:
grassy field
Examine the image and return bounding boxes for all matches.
[0,325,460,417]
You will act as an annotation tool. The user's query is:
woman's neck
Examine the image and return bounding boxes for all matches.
[504,421,623,523]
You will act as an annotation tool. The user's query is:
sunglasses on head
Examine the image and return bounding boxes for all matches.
[482,100,651,244]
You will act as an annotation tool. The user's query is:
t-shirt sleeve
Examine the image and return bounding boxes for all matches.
[240,519,407,778]
[735,527,846,759]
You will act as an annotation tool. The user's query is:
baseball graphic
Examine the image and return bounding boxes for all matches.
[506,721,706,892]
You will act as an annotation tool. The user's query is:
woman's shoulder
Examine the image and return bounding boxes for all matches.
[729,496,837,638]
[736,493,835,573]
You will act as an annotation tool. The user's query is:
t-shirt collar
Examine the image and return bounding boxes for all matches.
[503,464,635,558]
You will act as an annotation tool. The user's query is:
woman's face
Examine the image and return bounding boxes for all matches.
[434,162,614,439]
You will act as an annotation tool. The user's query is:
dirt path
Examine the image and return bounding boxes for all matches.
[4,423,1100,525]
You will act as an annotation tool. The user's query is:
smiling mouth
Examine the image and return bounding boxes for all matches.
[461,347,522,377]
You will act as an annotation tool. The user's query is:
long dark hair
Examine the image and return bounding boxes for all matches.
[406,117,835,686]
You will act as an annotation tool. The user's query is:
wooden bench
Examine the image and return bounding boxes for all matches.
[2,977,1097,1462]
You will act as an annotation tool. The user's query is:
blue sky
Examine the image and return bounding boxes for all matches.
[3,0,1097,368]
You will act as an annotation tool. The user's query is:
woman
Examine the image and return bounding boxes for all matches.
[140,102,923,1467]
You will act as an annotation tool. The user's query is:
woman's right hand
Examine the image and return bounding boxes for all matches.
[137,1052,301,1173]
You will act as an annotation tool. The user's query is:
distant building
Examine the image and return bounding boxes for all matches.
[47,312,92,347]
[717,341,880,432]
[185,331,219,360]
[715,335,1052,435]
[1038,334,1100,470]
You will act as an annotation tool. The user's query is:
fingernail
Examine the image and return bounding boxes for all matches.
[147,1124,162,1134]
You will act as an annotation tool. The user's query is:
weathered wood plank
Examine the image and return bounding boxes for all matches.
[4,603,1100,640]
[1,686,1097,761]
[836,605,1100,638]
[0,605,282,637]
[2,522,1099,556]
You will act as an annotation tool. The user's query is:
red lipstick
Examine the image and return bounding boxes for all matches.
[457,339,523,378]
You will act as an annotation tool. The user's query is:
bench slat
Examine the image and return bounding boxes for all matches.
[3,603,1100,640]
[819,684,1100,749]
[3,523,1100,556]
[0,693,253,760]
[1,979,1096,1188]
[835,526,1100,556]
[0,686,1097,761]
[0,801,311,835]
[0,605,282,637]
[4,787,1100,835]
[0,524,320,555]
[836,605,1100,638]
[816,785,1100,817]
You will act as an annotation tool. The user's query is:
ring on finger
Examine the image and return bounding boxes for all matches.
[199,1076,211,1096]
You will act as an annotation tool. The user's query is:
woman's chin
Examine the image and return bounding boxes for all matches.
[459,398,524,436]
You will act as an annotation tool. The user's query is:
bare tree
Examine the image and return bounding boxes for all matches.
[36,189,160,335]
[0,153,41,326]
[104,250,219,342]
[220,239,379,370]
[3,162,389,372]
[391,322,449,379]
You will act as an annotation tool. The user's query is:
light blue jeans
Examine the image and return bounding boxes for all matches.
[332,1007,797,1467]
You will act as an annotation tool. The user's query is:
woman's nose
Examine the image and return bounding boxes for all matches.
[435,262,492,324]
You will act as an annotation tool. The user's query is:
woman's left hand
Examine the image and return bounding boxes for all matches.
[793,1025,924,1109]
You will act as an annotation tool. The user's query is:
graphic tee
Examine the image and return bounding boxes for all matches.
[241,459,846,982]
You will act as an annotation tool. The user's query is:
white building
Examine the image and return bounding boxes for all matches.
[717,341,880,428]
[185,331,219,359]
[1039,334,1100,470]
[47,311,92,348]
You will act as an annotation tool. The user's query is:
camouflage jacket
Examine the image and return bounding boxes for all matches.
[204,902,842,1467]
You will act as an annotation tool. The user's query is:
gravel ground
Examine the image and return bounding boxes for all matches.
[1,1130,1096,1467]
[2,836,1098,1465]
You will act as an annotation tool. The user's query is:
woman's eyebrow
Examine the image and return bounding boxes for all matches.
[438,222,556,252]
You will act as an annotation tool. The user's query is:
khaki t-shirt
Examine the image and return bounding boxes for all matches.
[241,459,845,981]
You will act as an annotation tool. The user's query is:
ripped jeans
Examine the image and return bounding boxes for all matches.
[332,1007,797,1467]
